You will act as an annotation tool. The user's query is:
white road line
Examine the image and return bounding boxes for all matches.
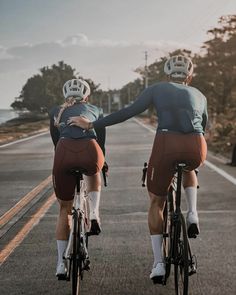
[0,131,49,148]
[204,160,236,186]
[133,117,236,186]
[0,194,56,266]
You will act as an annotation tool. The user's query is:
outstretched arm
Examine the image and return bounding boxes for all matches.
[202,97,208,133]
[68,87,154,130]
[95,109,106,155]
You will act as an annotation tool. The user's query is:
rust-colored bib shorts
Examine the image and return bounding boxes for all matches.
[53,138,104,201]
[147,132,207,196]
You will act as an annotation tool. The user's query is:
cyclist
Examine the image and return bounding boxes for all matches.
[49,78,106,278]
[68,56,207,282]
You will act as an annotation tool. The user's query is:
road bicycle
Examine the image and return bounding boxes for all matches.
[62,166,107,295]
[142,162,197,295]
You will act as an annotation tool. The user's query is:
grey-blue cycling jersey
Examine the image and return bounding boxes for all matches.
[49,102,105,154]
[93,82,208,134]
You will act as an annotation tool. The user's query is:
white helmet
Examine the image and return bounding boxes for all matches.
[164,55,193,78]
[62,78,91,100]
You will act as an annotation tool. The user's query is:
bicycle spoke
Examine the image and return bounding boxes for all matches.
[174,213,189,295]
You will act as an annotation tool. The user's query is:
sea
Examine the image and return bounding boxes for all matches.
[0,109,19,124]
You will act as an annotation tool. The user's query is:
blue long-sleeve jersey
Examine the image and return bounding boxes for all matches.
[49,102,106,155]
[93,82,208,134]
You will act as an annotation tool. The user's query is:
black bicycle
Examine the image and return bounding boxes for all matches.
[142,162,197,295]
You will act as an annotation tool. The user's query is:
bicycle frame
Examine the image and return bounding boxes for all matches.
[64,170,90,281]
[165,163,197,293]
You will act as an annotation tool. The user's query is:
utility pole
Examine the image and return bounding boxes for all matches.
[144,51,148,88]
[108,91,111,114]
[108,77,111,114]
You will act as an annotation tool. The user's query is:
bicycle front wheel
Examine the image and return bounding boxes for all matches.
[71,213,82,295]
[174,213,189,295]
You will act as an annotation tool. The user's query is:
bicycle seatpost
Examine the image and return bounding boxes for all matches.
[142,162,148,187]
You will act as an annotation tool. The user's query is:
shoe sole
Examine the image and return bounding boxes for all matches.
[87,220,101,236]
[188,223,199,239]
[151,275,164,285]
[56,273,67,280]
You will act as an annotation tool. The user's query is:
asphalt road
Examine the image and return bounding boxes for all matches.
[0,119,235,295]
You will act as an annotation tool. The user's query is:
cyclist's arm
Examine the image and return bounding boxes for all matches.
[49,107,60,147]
[93,87,153,129]
[94,108,106,155]
[202,97,208,133]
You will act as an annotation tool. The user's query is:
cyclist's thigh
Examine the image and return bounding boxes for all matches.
[53,139,77,201]
[85,139,105,175]
[177,134,207,170]
[147,133,175,196]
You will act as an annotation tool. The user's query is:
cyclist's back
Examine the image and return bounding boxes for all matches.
[151,81,207,134]
[91,81,207,137]
[50,102,105,153]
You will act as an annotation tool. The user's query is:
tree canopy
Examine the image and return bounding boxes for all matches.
[11,61,101,112]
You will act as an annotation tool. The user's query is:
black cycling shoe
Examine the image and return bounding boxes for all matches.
[187,223,199,239]
[186,212,200,239]
[152,276,164,285]
[88,219,101,236]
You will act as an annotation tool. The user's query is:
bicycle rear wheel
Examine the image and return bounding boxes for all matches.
[174,213,189,295]
[71,212,82,295]
[163,192,173,282]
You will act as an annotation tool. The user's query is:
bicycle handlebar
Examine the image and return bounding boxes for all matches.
[141,162,148,187]
[141,162,199,188]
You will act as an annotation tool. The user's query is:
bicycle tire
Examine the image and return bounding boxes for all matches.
[174,213,189,295]
[163,194,172,281]
[71,212,82,295]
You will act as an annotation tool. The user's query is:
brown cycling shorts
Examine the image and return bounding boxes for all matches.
[147,132,207,196]
[53,138,104,201]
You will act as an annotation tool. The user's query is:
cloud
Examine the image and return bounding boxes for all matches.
[59,34,89,46]
[0,33,194,62]
[0,46,14,60]
[0,34,195,75]
[0,33,197,107]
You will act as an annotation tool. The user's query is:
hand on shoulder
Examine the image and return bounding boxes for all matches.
[67,116,91,130]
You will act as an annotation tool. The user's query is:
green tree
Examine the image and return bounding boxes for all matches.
[193,15,236,115]
[41,61,76,107]
[11,61,76,112]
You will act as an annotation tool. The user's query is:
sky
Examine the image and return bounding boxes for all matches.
[0,0,236,109]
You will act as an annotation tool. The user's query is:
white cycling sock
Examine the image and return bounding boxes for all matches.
[150,234,164,267]
[88,191,100,220]
[184,187,197,213]
[57,240,68,265]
